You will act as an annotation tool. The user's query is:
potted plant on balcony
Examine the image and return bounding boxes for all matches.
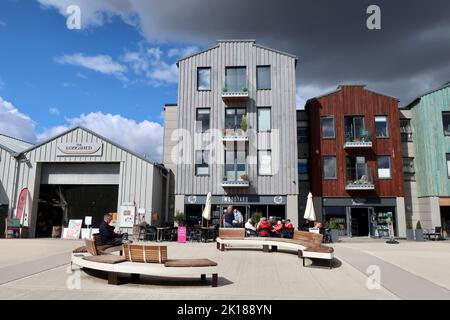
[415,220,424,241]
[223,86,228,93]
[241,115,247,133]
[406,220,414,241]
[242,87,248,92]
[240,174,249,182]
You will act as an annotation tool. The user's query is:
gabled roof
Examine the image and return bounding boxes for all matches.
[176,40,298,66]
[305,85,399,105]
[19,126,162,167]
[0,133,34,155]
[404,81,450,109]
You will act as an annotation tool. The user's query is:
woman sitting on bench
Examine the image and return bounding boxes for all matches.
[257,217,271,237]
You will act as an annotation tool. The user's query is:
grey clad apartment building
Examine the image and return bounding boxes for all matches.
[164,40,299,227]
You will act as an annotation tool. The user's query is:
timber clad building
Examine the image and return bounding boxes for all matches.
[164,40,300,226]
[0,127,168,238]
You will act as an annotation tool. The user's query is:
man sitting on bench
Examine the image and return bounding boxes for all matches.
[99,213,128,246]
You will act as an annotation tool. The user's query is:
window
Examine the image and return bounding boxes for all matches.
[258,108,271,132]
[195,150,209,176]
[400,119,413,142]
[298,159,309,181]
[297,120,309,143]
[225,143,247,182]
[225,108,246,130]
[258,150,272,175]
[403,157,415,181]
[197,67,211,91]
[377,156,391,179]
[257,66,271,90]
[403,158,415,174]
[323,156,337,179]
[447,154,450,178]
[225,67,246,92]
[375,116,389,138]
[321,116,335,139]
[196,108,210,133]
[346,156,369,182]
[443,112,450,136]
[344,116,368,142]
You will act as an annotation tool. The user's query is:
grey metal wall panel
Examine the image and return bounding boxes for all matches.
[40,163,120,185]
[0,148,16,207]
[175,41,298,197]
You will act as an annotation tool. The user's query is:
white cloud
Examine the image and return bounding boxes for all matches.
[121,45,180,86]
[0,96,36,143]
[167,46,199,59]
[55,53,127,76]
[38,112,164,161]
[296,84,337,109]
[49,107,60,115]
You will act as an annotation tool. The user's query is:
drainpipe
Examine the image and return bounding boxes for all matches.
[158,165,170,224]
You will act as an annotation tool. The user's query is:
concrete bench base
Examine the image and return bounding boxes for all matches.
[72,254,219,287]
[216,237,334,269]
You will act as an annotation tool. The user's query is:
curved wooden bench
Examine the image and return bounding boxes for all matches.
[216,228,334,269]
[71,240,219,286]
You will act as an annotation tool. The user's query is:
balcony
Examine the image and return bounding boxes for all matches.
[344,128,372,149]
[222,87,249,101]
[346,165,375,191]
[222,165,250,187]
[221,128,248,142]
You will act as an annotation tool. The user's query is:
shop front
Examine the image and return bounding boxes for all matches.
[184,194,287,227]
[322,197,398,238]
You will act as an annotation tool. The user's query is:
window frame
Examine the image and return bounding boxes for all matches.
[224,66,247,92]
[195,108,211,133]
[377,156,392,180]
[323,156,337,180]
[446,154,450,179]
[400,118,413,142]
[256,65,271,90]
[442,112,450,136]
[258,150,272,176]
[297,120,309,143]
[195,150,210,176]
[321,116,336,139]
[257,107,272,133]
[197,67,211,91]
[375,115,389,139]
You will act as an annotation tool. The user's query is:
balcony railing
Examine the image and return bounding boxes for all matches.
[344,127,372,149]
[346,165,375,190]
[221,128,249,142]
[222,165,250,187]
[222,80,249,101]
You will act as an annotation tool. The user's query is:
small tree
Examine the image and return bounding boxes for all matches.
[174,211,186,226]
[241,115,247,132]
[416,220,422,230]
[251,211,262,225]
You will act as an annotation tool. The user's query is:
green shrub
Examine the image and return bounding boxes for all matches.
[241,115,247,132]
[251,211,262,224]
[174,210,186,226]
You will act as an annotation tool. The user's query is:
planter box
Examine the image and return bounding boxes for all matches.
[330,229,340,243]
[414,229,424,241]
[406,229,414,241]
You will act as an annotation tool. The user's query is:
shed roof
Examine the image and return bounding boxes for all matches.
[404,81,450,109]
[0,133,34,155]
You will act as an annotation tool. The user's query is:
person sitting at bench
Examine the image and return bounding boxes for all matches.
[281,219,294,238]
[245,218,257,236]
[257,217,271,237]
[223,207,234,228]
[272,220,283,237]
[99,213,128,246]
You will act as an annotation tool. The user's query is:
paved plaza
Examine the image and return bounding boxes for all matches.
[0,239,449,300]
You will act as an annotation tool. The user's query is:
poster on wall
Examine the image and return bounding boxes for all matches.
[63,220,83,239]
[119,205,136,228]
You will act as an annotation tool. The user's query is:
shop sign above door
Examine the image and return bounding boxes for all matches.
[57,143,103,157]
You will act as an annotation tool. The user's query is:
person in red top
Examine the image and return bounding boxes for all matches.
[282,219,294,238]
[272,220,283,237]
[257,217,271,237]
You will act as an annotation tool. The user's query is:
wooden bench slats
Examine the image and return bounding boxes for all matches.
[123,244,168,263]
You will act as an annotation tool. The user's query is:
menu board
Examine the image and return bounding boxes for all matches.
[374,212,393,238]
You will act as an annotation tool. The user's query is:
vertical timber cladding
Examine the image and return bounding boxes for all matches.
[175,40,299,197]
[13,126,163,235]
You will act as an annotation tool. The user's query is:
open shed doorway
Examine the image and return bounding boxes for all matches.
[36,185,118,238]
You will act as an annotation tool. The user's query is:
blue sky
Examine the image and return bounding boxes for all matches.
[0,0,199,161]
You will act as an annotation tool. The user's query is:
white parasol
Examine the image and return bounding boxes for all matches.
[303,192,316,221]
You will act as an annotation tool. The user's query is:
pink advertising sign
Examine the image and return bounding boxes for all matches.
[177,226,187,243]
